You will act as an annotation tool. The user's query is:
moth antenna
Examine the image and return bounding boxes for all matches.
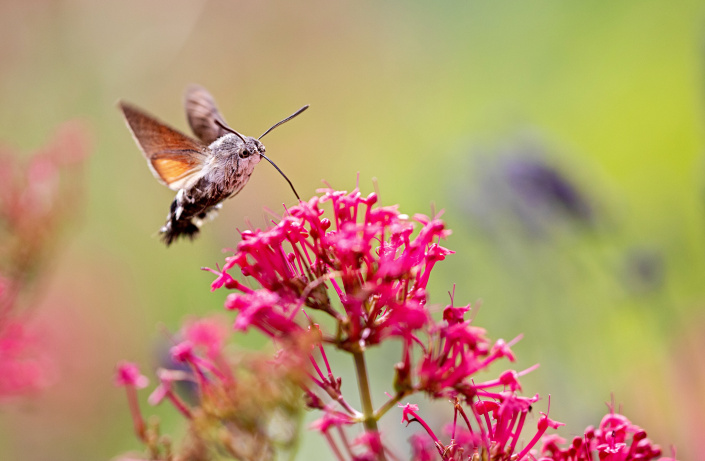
[215,119,247,143]
[258,105,309,140]
[260,153,301,201]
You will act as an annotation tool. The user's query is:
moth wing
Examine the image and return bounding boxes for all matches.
[119,101,208,191]
[148,152,206,191]
[184,84,229,145]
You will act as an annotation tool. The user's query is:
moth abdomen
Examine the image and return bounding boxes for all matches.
[161,199,208,245]
[160,182,228,245]
[161,220,200,245]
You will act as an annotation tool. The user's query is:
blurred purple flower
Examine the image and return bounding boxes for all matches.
[456,144,594,237]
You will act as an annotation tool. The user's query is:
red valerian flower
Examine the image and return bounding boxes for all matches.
[537,408,667,461]
[117,185,674,461]
[208,187,453,351]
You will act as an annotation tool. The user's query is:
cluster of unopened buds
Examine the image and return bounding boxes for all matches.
[117,186,675,461]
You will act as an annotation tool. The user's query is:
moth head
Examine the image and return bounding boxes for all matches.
[240,138,265,160]
[214,107,309,201]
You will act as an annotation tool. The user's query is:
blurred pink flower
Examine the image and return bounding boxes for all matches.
[0,121,90,401]
[0,320,56,399]
[114,361,149,389]
[183,316,229,359]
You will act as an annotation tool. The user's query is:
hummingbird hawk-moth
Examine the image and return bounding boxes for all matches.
[119,85,307,245]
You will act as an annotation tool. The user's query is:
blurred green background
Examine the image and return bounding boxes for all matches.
[1,0,704,459]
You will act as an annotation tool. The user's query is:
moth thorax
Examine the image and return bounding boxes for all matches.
[209,133,244,155]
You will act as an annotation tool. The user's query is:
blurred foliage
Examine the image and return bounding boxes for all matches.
[1,0,704,459]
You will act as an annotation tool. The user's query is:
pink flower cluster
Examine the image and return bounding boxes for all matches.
[539,410,670,461]
[0,122,89,401]
[403,399,670,460]
[114,319,229,443]
[115,316,308,460]
[207,187,452,350]
[117,186,674,461]
[208,187,672,461]
[0,121,88,261]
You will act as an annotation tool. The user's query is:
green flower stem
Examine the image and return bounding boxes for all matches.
[352,350,387,460]
[374,390,412,421]
[353,350,377,430]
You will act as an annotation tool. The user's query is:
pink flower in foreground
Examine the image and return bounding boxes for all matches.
[207,187,453,350]
[117,185,674,461]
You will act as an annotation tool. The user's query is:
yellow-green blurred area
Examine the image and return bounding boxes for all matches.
[1,0,704,459]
